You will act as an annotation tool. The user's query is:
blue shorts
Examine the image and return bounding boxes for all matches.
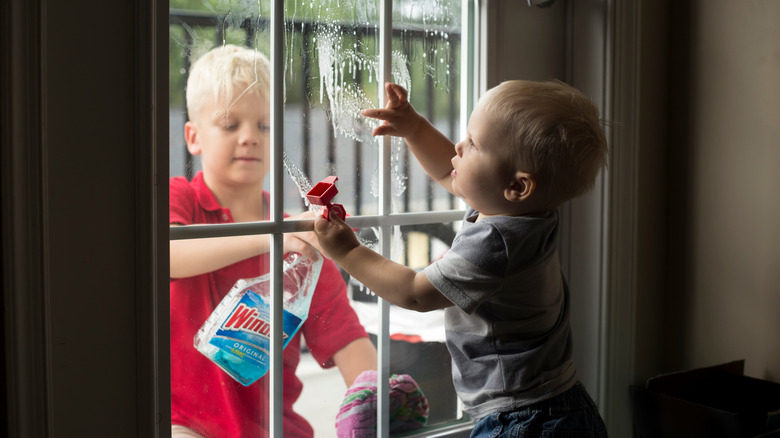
[470,382,608,438]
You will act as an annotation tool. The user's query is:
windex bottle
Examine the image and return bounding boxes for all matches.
[194,252,323,386]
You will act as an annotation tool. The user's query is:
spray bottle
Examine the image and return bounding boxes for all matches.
[194,252,324,386]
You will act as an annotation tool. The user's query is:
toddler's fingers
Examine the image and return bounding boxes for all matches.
[385,83,400,107]
[371,125,397,137]
[386,83,408,104]
[329,209,349,226]
[313,216,331,234]
[361,108,385,120]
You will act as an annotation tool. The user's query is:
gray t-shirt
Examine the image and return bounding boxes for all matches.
[424,208,577,420]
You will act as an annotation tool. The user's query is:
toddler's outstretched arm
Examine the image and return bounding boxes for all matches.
[313,211,452,312]
[362,82,457,195]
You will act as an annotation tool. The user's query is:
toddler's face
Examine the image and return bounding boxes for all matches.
[189,86,270,189]
[451,105,512,216]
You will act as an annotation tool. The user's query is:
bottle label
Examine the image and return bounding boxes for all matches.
[209,289,303,369]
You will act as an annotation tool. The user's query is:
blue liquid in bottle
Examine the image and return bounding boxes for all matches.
[194,252,323,386]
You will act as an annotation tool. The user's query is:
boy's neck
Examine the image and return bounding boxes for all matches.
[476,208,552,222]
[229,201,267,222]
[208,181,267,222]
[475,197,554,221]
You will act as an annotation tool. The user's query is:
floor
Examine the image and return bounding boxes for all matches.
[296,350,345,437]
[294,300,453,437]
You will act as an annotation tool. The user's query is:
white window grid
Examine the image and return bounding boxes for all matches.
[168,0,474,436]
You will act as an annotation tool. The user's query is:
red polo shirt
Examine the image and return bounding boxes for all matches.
[170,172,368,438]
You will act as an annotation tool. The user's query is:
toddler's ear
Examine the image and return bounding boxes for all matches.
[184,121,202,156]
[505,171,535,202]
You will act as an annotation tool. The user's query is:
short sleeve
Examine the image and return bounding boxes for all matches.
[169,176,196,225]
[424,221,509,314]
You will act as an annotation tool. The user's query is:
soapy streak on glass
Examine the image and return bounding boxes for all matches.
[190,10,449,188]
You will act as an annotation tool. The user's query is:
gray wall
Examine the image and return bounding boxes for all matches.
[489,1,780,429]
[663,0,780,381]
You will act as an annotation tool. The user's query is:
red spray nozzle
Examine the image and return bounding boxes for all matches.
[306,176,339,206]
[306,176,346,221]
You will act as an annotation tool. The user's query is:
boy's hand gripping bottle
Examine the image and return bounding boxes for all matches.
[194,252,323,386]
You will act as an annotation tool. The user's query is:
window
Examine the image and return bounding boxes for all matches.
[3,0,635,436]
[168,0,472,436]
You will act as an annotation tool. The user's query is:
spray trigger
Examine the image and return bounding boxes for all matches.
[306,176,347,221]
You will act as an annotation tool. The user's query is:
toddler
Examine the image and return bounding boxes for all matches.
[314,81,609,437]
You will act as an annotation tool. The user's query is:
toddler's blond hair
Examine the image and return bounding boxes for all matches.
[480,80,608,208]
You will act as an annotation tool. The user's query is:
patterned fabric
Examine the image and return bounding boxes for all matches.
[336,370,429,437]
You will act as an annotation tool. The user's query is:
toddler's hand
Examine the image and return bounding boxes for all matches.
[361,83,424,138]
[313,210,361,262]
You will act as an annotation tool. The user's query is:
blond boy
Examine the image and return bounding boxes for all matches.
[169,44,377,438]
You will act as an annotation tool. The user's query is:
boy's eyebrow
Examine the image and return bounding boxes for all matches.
[211,107,227,119]
[211,106,235,121]
[210,113,234,126]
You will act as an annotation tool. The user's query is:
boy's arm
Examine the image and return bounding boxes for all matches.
[332,337,378,386]
[362,83,456,194]
[404,117,457,194]
[313,212,453,313]
[170,232,269,278]
[170,213,321,279]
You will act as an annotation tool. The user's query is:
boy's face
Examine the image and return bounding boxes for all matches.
[186,86,270,191]
[451,104,514,216]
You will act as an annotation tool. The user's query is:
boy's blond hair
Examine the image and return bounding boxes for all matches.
[186,44,271,122]
[480,80,608,208]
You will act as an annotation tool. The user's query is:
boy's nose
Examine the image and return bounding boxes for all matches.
[454,141,463,156]
[239,127,261,146]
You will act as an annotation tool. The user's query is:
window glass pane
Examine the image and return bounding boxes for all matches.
[282,2,385,435]
[169,3,276,437]
[391,0,461,213]
[170,0,465,436]
[347,220,462,427]
[280,0,461,217]
[283,0,465,432]
[281,0,382,217]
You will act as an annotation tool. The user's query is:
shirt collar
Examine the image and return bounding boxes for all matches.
[191,171,224,213]
[190,171,271,219]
